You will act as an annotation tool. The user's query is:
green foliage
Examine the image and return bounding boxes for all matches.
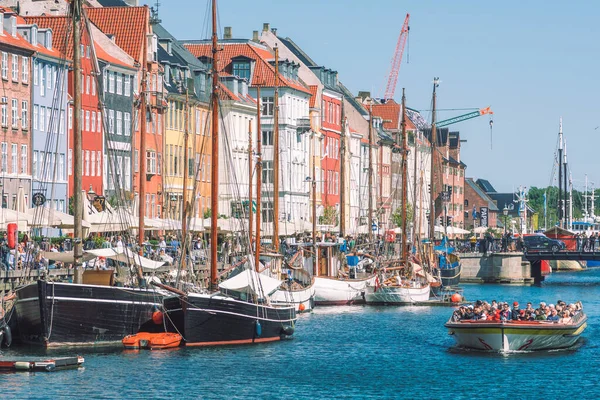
[93,236,107,248]
[391,203,413,228]
[203,208,211,218]
[528,186,589,227]
[319,205,339,226]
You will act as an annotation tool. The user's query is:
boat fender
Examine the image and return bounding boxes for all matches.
[255,321,262,337]
[280,325,294,336]
[152,311,164,325]
[1,325,12,347]
[15,362,31,371]
[298,303,306,312]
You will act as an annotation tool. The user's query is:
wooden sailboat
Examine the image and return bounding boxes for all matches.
[364,89,431,305]
[13,2,167,347]
[313,98,377,306]
[160,0,296,346]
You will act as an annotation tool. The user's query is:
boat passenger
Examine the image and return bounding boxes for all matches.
[500,303,511,321]
[547,309,560,321]
[534,309,546,320]
[559,311,572,324]
[511,302,521,320]
[464,305,475,320]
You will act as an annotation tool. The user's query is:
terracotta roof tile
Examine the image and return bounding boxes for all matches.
[372,100,416,131]
[85,6,149,63]
[0,16,37,54]
[24,16,79,59]
[308,85,318,108]
[184,41,311,95]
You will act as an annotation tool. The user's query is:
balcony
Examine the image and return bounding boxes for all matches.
[296,117,310,134]
[148,91,167,110]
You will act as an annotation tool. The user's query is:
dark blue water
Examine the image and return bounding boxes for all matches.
[3,269,600,399]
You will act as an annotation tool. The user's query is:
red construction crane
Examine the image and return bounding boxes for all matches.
[384,13,410,100]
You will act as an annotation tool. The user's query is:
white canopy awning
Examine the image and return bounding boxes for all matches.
[219,268,282,298]
[86,247,164,270]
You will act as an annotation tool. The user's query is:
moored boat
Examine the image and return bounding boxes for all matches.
[365,280,430,305]
[445,308,587,352]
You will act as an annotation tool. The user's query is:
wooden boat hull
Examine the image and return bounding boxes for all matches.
[314,276,375,305]
[444,315,588,352]
[163,293,297,346]
[440,262,461,288]
[364,283,431,305]
[270,284,315,313]
[14,281,163,347]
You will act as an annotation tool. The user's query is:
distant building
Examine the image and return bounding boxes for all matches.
[464,178,498,229]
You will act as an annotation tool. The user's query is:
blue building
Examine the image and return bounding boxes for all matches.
[18,22,69,214]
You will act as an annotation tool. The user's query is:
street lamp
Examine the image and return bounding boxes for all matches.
[503,204,509,234]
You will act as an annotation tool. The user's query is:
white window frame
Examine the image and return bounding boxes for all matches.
[21,100,27,129]
[11,54,18,82]
[20,144,27,174]
[21,56,28,83]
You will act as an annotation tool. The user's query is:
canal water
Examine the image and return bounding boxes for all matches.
[2,269,600,399]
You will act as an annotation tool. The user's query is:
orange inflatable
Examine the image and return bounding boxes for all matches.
[7,223,16,249]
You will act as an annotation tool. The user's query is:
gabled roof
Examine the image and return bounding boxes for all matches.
[487,192,535,215]
[24,16,79,59]
[465,178,498,211]
[183,40,310,94]
[85,6,149,63]
[476,179,496,193]
[371,100,417,132]
[0,11,37,54]
[278,36,318,67]
[217,81,256,104]
[406,107,429,131]
[338,81,368,117]
[152,23,205,71]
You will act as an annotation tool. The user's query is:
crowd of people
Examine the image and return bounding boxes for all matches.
[452,299,583,324]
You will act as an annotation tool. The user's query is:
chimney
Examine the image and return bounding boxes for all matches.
[271,28,277,36]
[252,30,259,42]
[263,23,270,32]
[223,26,232,40]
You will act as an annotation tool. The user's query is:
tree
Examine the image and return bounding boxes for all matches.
[391,203,413,228]
[319,205,339,226]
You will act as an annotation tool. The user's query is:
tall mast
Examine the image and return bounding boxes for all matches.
[272,46,280,252]
[179,81,190,279]
[72,0,83,272]
[569,171,573,229]
[368,103,374,244]
[563,138,568,229]
[254,87,262,272]
[411,114,419,241]
[428,78,439,240]
[138,14,149,248]
[311,131,317,275]
[339,101,346,237]
[585,174,588,219]
[400,88,408,261]
[558,117,563,228]
[248,119,253,249]
[209,0,219,287]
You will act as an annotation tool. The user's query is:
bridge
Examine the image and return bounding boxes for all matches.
[523,251,600,283]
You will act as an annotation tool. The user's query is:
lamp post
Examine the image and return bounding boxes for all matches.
[503,204,509,234]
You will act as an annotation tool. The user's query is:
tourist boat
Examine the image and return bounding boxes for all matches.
[160,0,296,346]
[444,309,588,352]
[364,262,432,305]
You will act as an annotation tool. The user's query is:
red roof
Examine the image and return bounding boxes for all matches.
[372,100,416,131]
[94,43,132,69]
[24,16,81,59]
[308,85,318,108]
[0,13,37,54]
[85,6,149,63]
[184,41,311,94]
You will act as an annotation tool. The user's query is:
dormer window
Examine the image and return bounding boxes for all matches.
[232,61,250,80]
[46,31,52,50]
[167,41,172,55]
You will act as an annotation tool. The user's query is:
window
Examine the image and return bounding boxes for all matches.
[47,65,51,89]
[262,130,273,146]
[21,101,27,129]
[20,145,27,174]
[262,160,273,184]
[97,112,102,133]
[262,201,273,223]
[134,150,139,173]
[146,151,156,174]
[124,75,131,96]
[109,109,115,134]
[85,110,90,132]
[33,151,38,179]
[157,153,162,175]
[85,150,89,176]
[34,61,38,85]
[124,112,131,136]
[1,53,7,79]
[232,61,250,80]
[11,55,18,81]
[103,69,107,91]
[40,63,45,96]
[1,143,6,172]
[157,114,162,135]
[11,144,17,173]
[39,107,45,132]
[68,107,72,130]
[11,99,18,128]
[261,97,274,116]
[92,75,96,95]
[33,105,38,130]
[97,151,101,176]
[91,151,95,176]
[21,56,28,83]
[68,149,72,175]
[116,74,122,95]
[124,156,131,190]
[59,154,64,181]
[116,111,122,135]
[0,97,6,127]
[108,71,115,93]
[91,111,96,132]
[86,75,90,94]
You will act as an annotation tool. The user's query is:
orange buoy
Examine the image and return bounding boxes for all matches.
[451,293,462,303]
[152,311,163,325]
[298,303,306,312]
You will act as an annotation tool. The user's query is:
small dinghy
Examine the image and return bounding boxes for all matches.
[122,332,182,350]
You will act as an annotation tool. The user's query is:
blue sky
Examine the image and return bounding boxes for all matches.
[144,0,600,193]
